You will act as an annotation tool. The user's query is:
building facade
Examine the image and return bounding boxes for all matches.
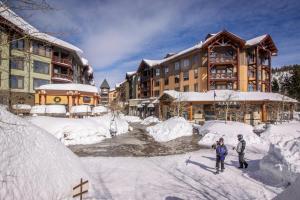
[136,30,277,98]
[100,79,110,105]
[0,7,93,106]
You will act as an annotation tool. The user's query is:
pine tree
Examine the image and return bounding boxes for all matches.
[271,78,280,92]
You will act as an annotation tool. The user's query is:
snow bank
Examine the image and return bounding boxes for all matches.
[30,105,46,114]
[120,114,142,123]
[12,104,31,110]
[198,121,267,149]
[28,113,129,145]
[146,117,193,142]
[92,105,109,114]
[70,105,91,114]
[0,106,93,199]
[274,175,300,200]
[45,105,66,114]
[293,112,300,121]
[141,116,160,125]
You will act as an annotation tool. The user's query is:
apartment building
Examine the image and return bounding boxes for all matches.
[137,30,277,98]
[0,7,93,106]
[100,79,110,105]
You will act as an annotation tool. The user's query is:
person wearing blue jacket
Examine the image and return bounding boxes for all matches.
[215,137,228,174]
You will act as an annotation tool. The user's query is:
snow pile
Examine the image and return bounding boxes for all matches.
[92,105,109,114]
[198,121,267,149]
[70,105,91,114]
[294,112,300,121]
[259,122,300,183]
[12,104,31,110]
[274,175,300,200]
[260,138,300,183]
[28,113,129,145]
[30,105,46,114]
[141,116,160,125]
[0,106,93,199]
[146,117,193,142]
[45,105,66,114]
[120,114,142,123]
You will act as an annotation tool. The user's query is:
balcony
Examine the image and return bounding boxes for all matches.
[52,73,73,83]
[209,55,236,64]
[210,72,237,80]
[52,55,72,66]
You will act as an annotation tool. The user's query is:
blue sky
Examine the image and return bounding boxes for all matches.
[15,0,300,88]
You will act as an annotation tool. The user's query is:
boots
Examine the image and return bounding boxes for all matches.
[244,162,248,168]
[238,162,244,168]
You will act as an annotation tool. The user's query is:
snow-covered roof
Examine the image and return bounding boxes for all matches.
[0,5,83,54]
[160,90,298,103]
[246,34,268,46]
[81,57,89,66]
[126,71,136,76]
[100,79,110,89]
[142,59,164,67]
[36,84,99,93]
[70,105,91,114]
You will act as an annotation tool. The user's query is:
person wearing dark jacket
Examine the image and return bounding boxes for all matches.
[235,134,248,169]
[215,137,228,174]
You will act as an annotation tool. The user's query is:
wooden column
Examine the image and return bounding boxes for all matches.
[237,47,240,90]
[261,103,267,122]
[189,103,193,121]
[40,94,46,105]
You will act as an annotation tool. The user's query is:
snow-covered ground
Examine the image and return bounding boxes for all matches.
[28,113,129,145]
[141,116,160,125]
[120,114,142,123]
[82,149,282,200]
[0,106,94,199]
[146,117,193,142]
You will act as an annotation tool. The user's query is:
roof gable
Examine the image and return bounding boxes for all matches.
[100,79,110,89]
[246,34,278,54]
[202,30,246,48]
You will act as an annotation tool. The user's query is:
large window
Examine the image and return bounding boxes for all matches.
[175,75,180,83]
[183,71,189,81]
[10,75,24,89]
[32,41,52,57]
[10,57,24,70]
[11,36,24,50]
[182,59,190,69]
[174,62,180,71]
[154,90,160,97]
[164,66,169,75]
[183,85,189,92]
[33,78,49,89]
[33,60,49,74]
[155,68,160,76]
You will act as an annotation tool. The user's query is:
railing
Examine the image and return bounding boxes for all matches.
[210,72,237,80]
[52,73,73,81]
[209,55,236,63]
[52,55,72,66]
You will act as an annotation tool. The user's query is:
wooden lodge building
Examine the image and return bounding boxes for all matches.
[124,30,298,124]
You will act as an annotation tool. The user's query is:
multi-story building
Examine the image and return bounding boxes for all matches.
[99,79,110,105]
[0,6,93,106]
[126,71,138,99]
[137,30,277,98]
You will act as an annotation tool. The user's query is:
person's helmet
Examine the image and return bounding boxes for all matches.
[237,134,243,140]
[219,137,224,142]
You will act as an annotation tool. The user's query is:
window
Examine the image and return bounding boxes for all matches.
[33,60,49,74]
[155,80,160,87]
[248,83,254,91]
[164,78,169,85]
[155,68,160,76]
[154,90,160,97]
[164,66,169,75]
[33,78,49,89]
[11,36,24,50]
[194,83,198,92]
[182,59,190,70]
[174,62,180,71]
[175,87,180,91]
[175,75,180,83]
[10,57,24,70]
[194,68,198,79]
[183,85,189,92]
[183,71,189,81]
[10,75,24,89]
[192,55,199,65]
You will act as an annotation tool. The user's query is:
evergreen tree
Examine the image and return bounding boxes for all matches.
[271,78,279,92]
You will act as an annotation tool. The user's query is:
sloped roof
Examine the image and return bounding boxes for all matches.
[36,83,98,93]
[246,34,278,54]
[202,30,246,48]
[160,90,298,103]
[100,79,110,89]
[246,34,268,46]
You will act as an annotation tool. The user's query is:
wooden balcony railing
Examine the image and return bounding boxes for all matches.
[52,73,73,82]
[52,55,72,66]
[210,72,237,80]
[209,55,236,63]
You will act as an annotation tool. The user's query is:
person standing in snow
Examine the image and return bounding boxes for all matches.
[215,137,228,174]
[235,134,248,169]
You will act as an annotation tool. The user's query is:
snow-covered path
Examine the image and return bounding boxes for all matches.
[82,149,282,200]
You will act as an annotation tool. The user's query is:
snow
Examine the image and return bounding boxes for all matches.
[0,106,94,199]
[70,105,91,114]
[274,175,300,200]
[92,105,109,114]
[259,121,300,184]
[293,111,300,121]
[81,149,281,200]
[141,116,160,125]
[146,117,193,142]
[30,105,46,114]
[161,90,298,103]
[120,114,142,123]
[36,83,98,93]
[198,121,268,150]
[246,34,268,46]
[81,57,89,65]
[27,113,129,145]
[126,71,136,76]
[45,105,66,114]
[12,104,31,110]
